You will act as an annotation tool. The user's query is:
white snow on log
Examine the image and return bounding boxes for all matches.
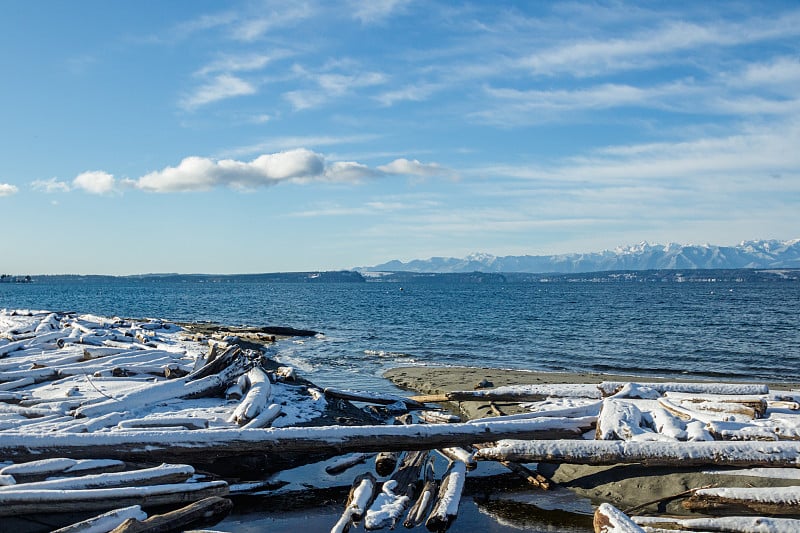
[0,480,228,511]
[0,475,15,486]
[324,452,374,475]
[242,403,282,429]
[0,463,194,491]
[231,367,272,425]
[471,400,602,424]
[693,486,800,504]
[51,505,147,533]
[600,382,769,397]
[593,503,645,532]
[63,459,126,474]
[426,461,466,531]
[701,467,800,480]
[364,480,410,530]
[609,383,661,399]
[349,474,377,521]
[596,399,646,440]
[633,515,800,533]
[461,383,602,399]
[0,458,78,476]
[475,439,800,467]
[649,407,687,440]
[118,417,208,430]
[686,420,714,441]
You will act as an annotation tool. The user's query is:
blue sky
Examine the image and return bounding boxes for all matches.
[1,1,799,274]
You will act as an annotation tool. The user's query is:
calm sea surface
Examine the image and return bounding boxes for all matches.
[2,278,799,391]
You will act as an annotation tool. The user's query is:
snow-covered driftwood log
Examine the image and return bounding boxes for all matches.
[633,515,800,533]
[0,480,228,516]
[410,383,603,404]
[599,382,769,397]
[683,486,800,515]
[425,461,467,532]
[0,463,194,492]
[0,417,596,467]
[475,440,800,467]
[230,367,272,425]
[51,505,147,533]
[109,496,232,533]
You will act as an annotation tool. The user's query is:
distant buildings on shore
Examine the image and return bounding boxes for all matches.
[0,274,32,283]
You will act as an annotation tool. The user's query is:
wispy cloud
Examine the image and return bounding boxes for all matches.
[350,0,413,24]
[31,178,71,193]
[231,3,315,41]
[0,183,18,197]
[181,74,256,110]
[195,52,288,76]
[283,66,388,110]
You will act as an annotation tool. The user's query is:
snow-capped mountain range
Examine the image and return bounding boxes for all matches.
[360,239,800,274]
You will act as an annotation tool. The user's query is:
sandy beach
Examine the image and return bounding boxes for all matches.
[384,365,800,516]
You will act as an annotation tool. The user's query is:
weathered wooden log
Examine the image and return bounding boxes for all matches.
[683,486,800,515]
[0,338,30,357]
[664,392,768,418]
[0,377,35,391]
[0,480,228,516]
[657,397,719,423]
[419,411,461,424]
[324,387,424,409]
[404,477,438,529]
[117,417,208,431]
[475,440,800,467]
[593,503,645,532]
[375,451,402,477]
[410,383,602,404]
[0,417,597,464]
[364,480,411,530]
[425,461,467,532]
[437,447,476,470]
[231,367,272,425]
[109,496,232,533]
[331,472,378,532]
[52,505,147,533]
[242,403,282,429]
[600,382,769,397]
[325,453,375,476]
[709,419,800,441]
[633,515,800,532]
[184,345,239,381]
[0,463,194,492]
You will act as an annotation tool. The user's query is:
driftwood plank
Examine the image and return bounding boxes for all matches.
[633,515,800,532]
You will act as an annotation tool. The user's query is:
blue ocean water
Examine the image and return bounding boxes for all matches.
[2,278,799,391]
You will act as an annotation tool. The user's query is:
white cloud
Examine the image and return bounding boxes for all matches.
[181,74,256,110]
[284,66,387,110]
[126,150,451,192]
[73,171,116,195]
[377,158,449,177]
[31,177,71,193]
[0,183,18,197]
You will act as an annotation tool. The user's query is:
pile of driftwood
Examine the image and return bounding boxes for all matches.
[2,309,800,532]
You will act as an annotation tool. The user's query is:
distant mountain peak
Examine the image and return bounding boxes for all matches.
[360,238,800,274]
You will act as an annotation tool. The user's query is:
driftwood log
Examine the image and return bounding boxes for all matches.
[683,486,800,515]
[110,496,233,533]
[475,440,800,467]
[425,461,467,532]
[0,417,595,467]
[0,480,228,516]
[52,505,147,533]
[633,515,800,532]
